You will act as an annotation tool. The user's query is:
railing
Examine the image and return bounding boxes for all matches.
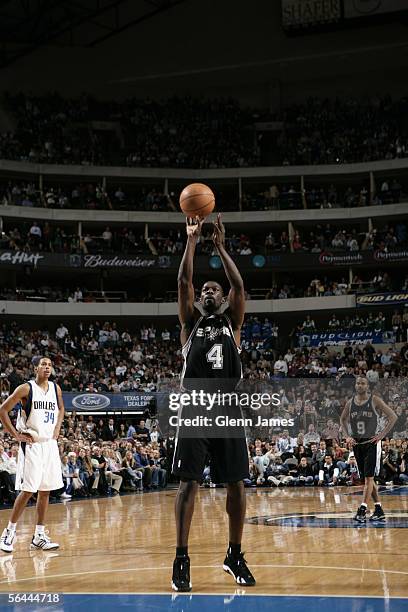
[0,295,356,317]
[0,201,406,225]
[1,156,408,179]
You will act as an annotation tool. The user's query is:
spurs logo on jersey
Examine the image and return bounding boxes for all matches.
[17,381,60,441]
[349,394,380,439]
[181,313,242,391]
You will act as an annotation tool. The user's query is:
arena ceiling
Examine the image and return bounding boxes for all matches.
[0,0,187,68]
[0,0,407,101]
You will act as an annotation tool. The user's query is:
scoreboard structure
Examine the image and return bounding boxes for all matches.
[281,0,408,31]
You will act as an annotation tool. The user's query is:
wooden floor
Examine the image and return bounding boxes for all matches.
[0,486,407,598]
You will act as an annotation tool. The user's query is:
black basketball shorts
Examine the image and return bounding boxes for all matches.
[353,439,381,478]
[172,436,249,483]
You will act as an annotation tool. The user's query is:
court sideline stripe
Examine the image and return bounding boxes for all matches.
[1,563,408,586]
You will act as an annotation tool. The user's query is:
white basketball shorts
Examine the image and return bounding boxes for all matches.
[16,439,63,493]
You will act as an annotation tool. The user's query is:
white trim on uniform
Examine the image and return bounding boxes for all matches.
[375,440,382,477]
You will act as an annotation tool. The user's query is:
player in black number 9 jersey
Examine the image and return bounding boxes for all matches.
[171,213,255,592]
[340,376,397,523]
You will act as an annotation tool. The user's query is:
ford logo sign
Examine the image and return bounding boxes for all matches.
[72,394,111,410]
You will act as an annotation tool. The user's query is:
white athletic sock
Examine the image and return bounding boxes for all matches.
[7,522,16,532]
[375,502,382,506]
[361,503,368,508]
[35,525,45,537]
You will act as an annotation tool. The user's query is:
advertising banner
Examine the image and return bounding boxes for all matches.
[1,249,407,272]
[281,0,341,28]
[357,292,408,307]
[63,392,157,412]
[297,330,396,347]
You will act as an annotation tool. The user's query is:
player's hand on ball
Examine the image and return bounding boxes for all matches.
[212,213,225,248]
[186,216,203,239]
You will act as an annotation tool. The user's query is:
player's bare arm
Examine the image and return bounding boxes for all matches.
[178,216,203,345]
[53,384,65,440]
[212,213,245,343]
[370,395,398,443]
[340,399,355,445]
[0,383,34,443]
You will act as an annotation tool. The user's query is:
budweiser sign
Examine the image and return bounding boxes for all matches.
[83,254,156,268]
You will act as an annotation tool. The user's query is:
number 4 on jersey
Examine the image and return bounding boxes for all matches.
[206,344,223,369]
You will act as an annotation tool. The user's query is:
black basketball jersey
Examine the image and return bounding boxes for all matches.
[181,313,242,391]
[349,394,380,439]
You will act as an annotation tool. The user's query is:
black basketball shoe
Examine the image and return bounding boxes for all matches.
[223,551,256,586]
[354,505,367,523]
[369,505,386,522]
[171,556,192,592]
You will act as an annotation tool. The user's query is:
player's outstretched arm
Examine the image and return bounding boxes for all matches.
[53,384,65,440]
[0,383,34,443]
[178,216,203,345]
[212,213,245,334]
[370,396,398,443]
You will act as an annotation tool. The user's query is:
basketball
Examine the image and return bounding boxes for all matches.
[179,183,215,218]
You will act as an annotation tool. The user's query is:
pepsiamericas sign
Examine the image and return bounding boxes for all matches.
[357,292,408,306]
[297,330,396,347]
[373,249,408,264]
[318,252,363,266]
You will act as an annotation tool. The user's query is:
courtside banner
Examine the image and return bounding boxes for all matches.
[357,292,408,307]
[63,392,158,412]
[297,330,395,347]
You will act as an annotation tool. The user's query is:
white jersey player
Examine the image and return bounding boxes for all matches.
[0,357,65,553]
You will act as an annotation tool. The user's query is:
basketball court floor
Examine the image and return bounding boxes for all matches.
[0,485,407,611]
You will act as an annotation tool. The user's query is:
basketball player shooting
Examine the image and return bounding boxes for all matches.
[340,376,397,523]
[171,213,255,591]
[0,356,64,553]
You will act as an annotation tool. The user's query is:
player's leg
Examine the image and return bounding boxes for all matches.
[369,443,386,522]
[212,437,256,586]
[171,437,208,592]
[371,481,380,503]
[0,491,33,553]
[175,479,199,548]
[30,441,63,550]
[1,442,39,553]
[226,480,246,545]
[353,443,368,522]
[362,475,375,505]
[31,491,59,550]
